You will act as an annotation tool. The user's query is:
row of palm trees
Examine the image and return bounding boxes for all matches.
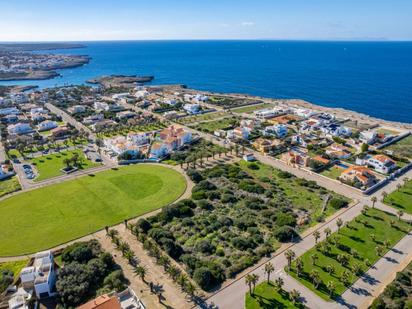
[125,224,200,303]
[245,261,302,305]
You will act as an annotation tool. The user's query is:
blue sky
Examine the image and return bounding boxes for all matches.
[1,0,411,41]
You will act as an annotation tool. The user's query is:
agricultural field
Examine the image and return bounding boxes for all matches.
[246,282,306,309]
[0,176,21,198]
[233,103,274,114]
[384,135,412,159]
[31,149,100,182]
[96,122,167,138]
[384,179,412,214]
[193,117,239,133]
[0,164,186,256]
[288,208,411,300]
[140,161,348,291]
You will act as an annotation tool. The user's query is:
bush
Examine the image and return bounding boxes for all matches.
[193,267,213,290]
[329,197,348,209]
[0,269,13,293]
[221,193,237,203]
[102,269,128,292]
[275,213,296,227]
[232,237,256,250]
[136,218,152,234]
[273,226,298,242]
[187,169,203,182]
[247,162,260,170]
[195,239,216,254]
[238,180,264,194]
[61,240,101,264]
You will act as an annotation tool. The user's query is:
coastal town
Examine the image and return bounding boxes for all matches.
[0,76,411,309]
[0,43,89,81]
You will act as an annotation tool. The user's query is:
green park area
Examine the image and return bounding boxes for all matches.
[246,282,306,309]
[288,208,411,300]
[0,177,21,198]
[31,149,99,182]
[384,179,412,214]
[0,164,186,256]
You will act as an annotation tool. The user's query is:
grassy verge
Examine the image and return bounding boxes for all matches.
[246,282,306,308]
[31,149,100,182]
[384,180,412,214]
[287,208,411,300]
[0,177,21,198]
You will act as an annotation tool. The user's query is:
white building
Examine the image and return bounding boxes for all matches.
[37,120,58,131]
[366,154,397,174]
[254,108,284,119]
[20,251,56,299]
[261,124,288,138]
[7,123,32,135]
[360,130,377,144]
[294,108,317,119]
[94,101,110,111]
[183,103,201,114]
[68,105,86,114]
[30,107,47,117]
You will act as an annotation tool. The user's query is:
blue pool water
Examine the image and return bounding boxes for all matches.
[2,40,412,123]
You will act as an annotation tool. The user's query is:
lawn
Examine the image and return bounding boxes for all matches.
[0,164,186,256]
[0,177,21,198]
[288,208,411,300]
[385,135,412,159]
[233,103,274,114]
[320,166,343,180]
[31,149,100,182]
[246,282,306,309]
[0,259,28,293]
[384,180,412,214]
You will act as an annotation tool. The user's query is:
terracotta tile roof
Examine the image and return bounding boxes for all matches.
[77,294,121,309]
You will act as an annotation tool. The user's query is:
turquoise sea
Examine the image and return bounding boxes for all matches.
[1,40,412,123]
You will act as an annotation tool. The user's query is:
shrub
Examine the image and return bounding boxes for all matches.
[247,162,260,170]
[135,218,152,234]
[187,169,203,182]
[195,239,216,254]
[329,197,348,209]
[61,240,101,264]
[193,267,213,290]
[275,213,297,227]
[221,193,237,203]
[231,237,256,250]
[273,226,298,242]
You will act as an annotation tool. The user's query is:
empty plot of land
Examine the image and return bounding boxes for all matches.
[0,164,186,256]
[384,179,412,214]
[232,103,274,114]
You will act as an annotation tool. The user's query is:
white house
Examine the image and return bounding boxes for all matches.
[7,123,32,135]
[183,103,201,114]
[30,107,47,117]
[149,142,171,159]
[37,120,58,131]
[254,108,284,119]
[294,108,317,119]
[94,101,110,111]
[68,105,86,114]
[83,113,104,124]
[366,154,397,174]
[261,124,288,138]
[20,251,56,299]
[0,107,20,116]
[360,130,377,144]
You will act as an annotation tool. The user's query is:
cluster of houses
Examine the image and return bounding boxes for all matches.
[104,125,193,161]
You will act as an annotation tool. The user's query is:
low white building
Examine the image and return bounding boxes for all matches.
[261,124,288,138]
[294,108,317,119]
[68,105,86,114]
[20,251,56,299]
[360,130,377,144]
[183,103,201,114]
[366,154,397,174]
[7,123,32,135]
[38,120,58,131]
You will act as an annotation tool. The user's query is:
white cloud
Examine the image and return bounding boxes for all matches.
[241,22,255,27]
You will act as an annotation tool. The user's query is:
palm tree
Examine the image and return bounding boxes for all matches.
[371,196,377,208]
[251,274,259,293]
[106,229,118,239]
[311,253,319,266]
[264,262,274,283]
[274,277,284,291]
[134,265,147,283]
[285,249,296,270]
[326,265,335,276]
[336,218,343,232]
[376,246,384,256]
[184,281,197,300]
[117,241,130,256]
[324,227,332,239]
[295,258,303,277]
[370,234,376,242]
[177,274,189,290]
[158,255,171,271]
[381,191,388,202]
[396,183,402,191]
[167,265,181,280]
[309,270,321,289]
[397,210,404,220]
[403,177,409,186]
[341,270,351,286]
[290,289,300,304]
[313,230,321,244]
[327,281,336,297]
[383,240,390,248]
[245,274,254,295]
[352,263,361,276]
[124,250,136,265]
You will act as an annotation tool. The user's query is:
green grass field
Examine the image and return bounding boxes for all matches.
[384,180,412,214]
[233,103,274,114]
[0,164,186,256]
[0,259,28,292]
[320,166,343,180]
[0,177,21,198]
[288,208,411,300]
[246,282,306,308]
[31,149,100,182]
